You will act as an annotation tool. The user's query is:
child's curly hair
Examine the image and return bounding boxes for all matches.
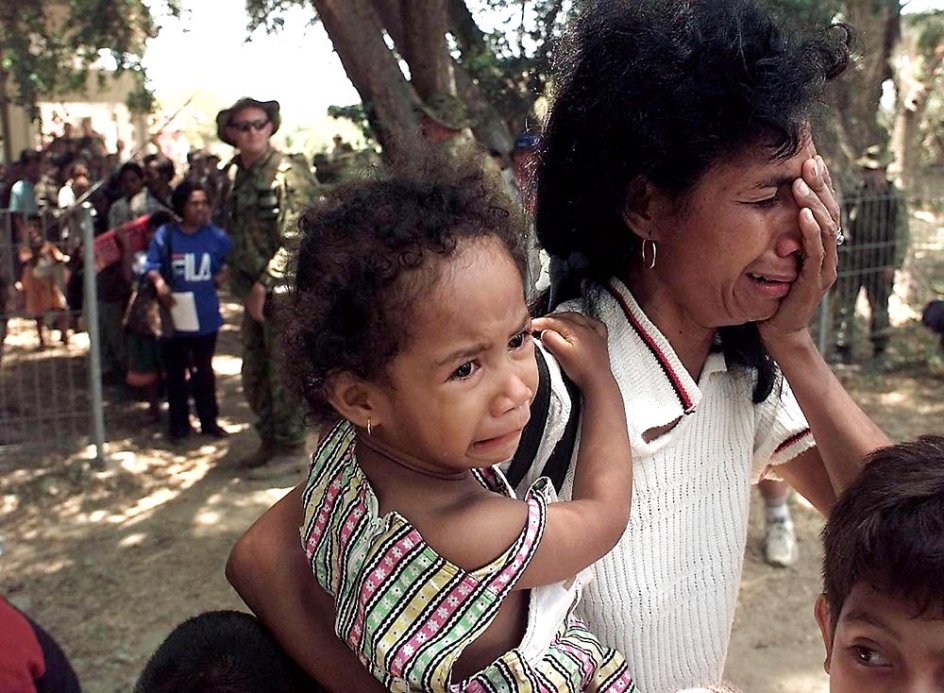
[280,159,526,426]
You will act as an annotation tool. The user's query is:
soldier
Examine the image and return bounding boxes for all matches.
[216,97,319,474]
[833,144,908,368]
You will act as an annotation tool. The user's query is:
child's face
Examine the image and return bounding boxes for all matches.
[815,585,944,692]
[365,236,536,472]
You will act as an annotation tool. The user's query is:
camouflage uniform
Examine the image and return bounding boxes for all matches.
[222,147,318,448]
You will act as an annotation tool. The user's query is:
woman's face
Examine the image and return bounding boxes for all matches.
[181,190,210,227]
[642,137,817,333]
[120,169,144,198]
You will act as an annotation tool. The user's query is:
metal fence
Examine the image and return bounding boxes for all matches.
[817,187,944,361]
[0,207,103,468]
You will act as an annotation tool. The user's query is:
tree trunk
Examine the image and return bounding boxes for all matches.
[891,38,943,189]
[454,68,513,154]
[825,0,900,176]
[400,0,453,101]
[892,62,933,190]
[0,71,13,164]
[372,0,512,153]
[447,0,489,60]
[311,0,421,161]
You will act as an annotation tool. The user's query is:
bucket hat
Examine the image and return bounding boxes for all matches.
[216,97,281,147]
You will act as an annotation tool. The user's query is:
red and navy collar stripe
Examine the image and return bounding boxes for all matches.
[603,282,696,414]
[774,428,812,454]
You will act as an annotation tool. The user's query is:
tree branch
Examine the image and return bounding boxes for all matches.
[312,0,422,160]
[400,0,454,100]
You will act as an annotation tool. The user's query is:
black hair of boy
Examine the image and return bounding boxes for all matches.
[820,435,944,624]
[280,155,527,426]
[134,610,320,693]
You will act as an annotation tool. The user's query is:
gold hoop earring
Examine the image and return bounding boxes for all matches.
[641,239,657,270]
[366,418,373,436]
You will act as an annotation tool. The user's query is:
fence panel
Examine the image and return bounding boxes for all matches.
[0,208,95,468]
[816,185,943,361]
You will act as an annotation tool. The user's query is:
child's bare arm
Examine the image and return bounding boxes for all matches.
[49,243,69,264]
[426,313,632,589]
[518,312,632,586]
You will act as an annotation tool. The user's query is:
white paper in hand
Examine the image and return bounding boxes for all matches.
[169,292,199,332]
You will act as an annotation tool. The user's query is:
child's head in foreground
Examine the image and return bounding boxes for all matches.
[280,159,533,468]
[134,610,317,693]
[816,435,944,692]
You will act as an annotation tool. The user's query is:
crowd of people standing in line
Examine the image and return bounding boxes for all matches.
[0,125,230,366]
[0,130,238,441]
[0,114,350,450]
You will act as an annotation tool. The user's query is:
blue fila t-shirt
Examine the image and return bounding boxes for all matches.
[144,223,233,335]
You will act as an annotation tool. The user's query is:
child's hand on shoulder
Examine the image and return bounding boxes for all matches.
[531,312,612,391]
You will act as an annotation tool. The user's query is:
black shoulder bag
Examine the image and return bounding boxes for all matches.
[504,347,582,493]
[122,227,174,339]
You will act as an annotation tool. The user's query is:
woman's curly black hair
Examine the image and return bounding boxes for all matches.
[170,179,207,218]
[279,160,526,425]
[536,0,852,402]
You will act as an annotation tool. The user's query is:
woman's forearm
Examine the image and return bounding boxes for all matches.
[767,330,889,493]
[226,484,385,692]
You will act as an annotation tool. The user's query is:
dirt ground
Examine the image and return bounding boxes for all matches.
[1,296,942,693]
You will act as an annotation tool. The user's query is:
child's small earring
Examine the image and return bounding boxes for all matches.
[366,418,373,436]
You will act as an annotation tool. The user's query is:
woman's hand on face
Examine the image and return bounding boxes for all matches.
[759,155,840,343]
[531,312,612,391]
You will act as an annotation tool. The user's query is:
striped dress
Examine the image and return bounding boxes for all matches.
[300,421,637,693]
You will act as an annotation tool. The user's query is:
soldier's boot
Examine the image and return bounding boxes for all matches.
[246,442,307,481]
[868,341,892,372]
[241,439,276,469]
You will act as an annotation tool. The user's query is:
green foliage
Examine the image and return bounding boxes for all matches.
[0,0,179,117]
[912,11,944,53]
[125,66,156,114]
[457,0,588,130]
[327,103,376,145]
[244,0,313,34]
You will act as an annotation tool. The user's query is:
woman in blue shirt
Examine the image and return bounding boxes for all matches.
[146,180,233,443]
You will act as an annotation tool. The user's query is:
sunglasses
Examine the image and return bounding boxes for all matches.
[229,118,269,133]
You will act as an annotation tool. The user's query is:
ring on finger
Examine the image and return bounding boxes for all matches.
[835,226,845,246]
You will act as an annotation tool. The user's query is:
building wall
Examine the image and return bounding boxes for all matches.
[2,70,148,163]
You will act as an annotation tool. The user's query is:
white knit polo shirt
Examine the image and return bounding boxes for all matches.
[516,279,815,692]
